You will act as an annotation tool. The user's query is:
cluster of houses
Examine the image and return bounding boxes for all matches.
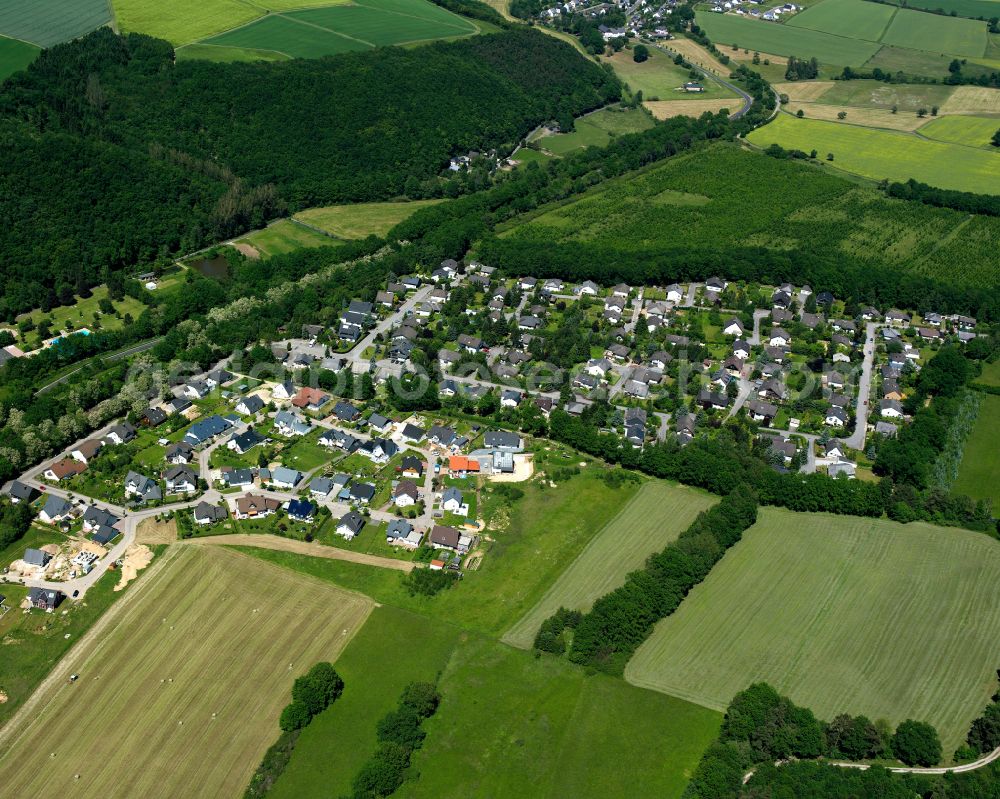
[708,0,799,21]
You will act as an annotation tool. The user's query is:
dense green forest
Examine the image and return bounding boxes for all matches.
[0,27,618,318]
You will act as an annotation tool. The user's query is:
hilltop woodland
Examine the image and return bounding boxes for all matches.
[0,27,617,318]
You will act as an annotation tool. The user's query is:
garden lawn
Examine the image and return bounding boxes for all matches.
[919,114,1000,147]
[747,113,1000,193]
[400,636,722,799]
[0,546,372,798]
[16,284,147,349]
[503,481,716,649]
[625,507,1000,754]
[0,35,38,80]
[235,219,335,257]
[952,393,1000,509]
[294,199,443,239]
[268,606,460,799]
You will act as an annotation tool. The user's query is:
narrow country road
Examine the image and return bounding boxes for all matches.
[182,534,414,572]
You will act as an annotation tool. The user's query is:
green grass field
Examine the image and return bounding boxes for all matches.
[881,7,988,59]
[112,0,264,45]
[0,0,110,47]
[0,35,38,81]
[294,199,443,239]
[503,481,716,649]
[816,79,956,111]
[203,0,478,57]
[0,546,372,798]
[748,112,1000,193]
[787,0,895,41]
[269,606,460,799]
[975,359,1000,388]
[919,114,1000,147]
[892,0,1000,19]
[696,10,883,66]
[606,48,739,102]
[236,219,337,257]
[400,637,722,799]
[953,393,1000,509]
[174,42,291,63]
[533,107,655,156]
[624,508,1000,754]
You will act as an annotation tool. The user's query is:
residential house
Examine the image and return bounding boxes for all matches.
[287,498,315,522]
[449,456,480,477]
[222,468,255,488]
[333,402,361,423]
[875,421,898,437]
[500,389,522,408]
[164,465,198,494]
[441,487,465,514]
[359,438,398,464]
[439,349,462,371]
[698,389,728,411]
[732,340,751,360]
[769,328,791,347]
[193,501,227,525]
[705,276,725,293]
[336,511,366,541]
[269,466,303,489]
[82,506,120,533]
[184,381,210,400]
[386,519,422,549]
[272,381,296,401]
[235,395,265,416]
[427,425,457,447]
[275,410,312,437]
[746,399,778,424]
[484,431,522,451]
[400,424,426,443]
[605,343,630,362]
[825,407,848,427]
[44,458,86,483]
[27,587,63,611]
[291,387,330,412]
[429,524,472,554]
[143,407,167,427]
[723,317,744,337]
[229,428,266,455]
[167,397,192,416]
[3,480,33,504]
[576,280,599,296]
[394,480,420,507]
[310,477,335,498]
[401,456,424,478]
[349,482,376,505]
[125,471,161,502]
[24,548,52,568]
[39,495,73,524]
[665,284,684,304]
[367,413,392,434]
[106,423,137,446]
[828,462,856,479]
[234,494,280,519]
[71,439,103,464]
[880,399,904,419]
[886,310,911,327]
[184,415,232,447]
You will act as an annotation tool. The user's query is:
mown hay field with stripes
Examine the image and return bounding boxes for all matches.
[503,481,716,649]
[0,0,110,48]
[0,545,373,799]
[624,508,1000,754]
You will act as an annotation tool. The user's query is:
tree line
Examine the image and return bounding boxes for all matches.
[537,484,760,673]
[245,662,344,798]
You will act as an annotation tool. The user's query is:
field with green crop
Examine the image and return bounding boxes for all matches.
[503,481,716,649]
[881,7,988,58]
[501,144,1000,287]
[816,79,956,111]
[892,0,1000,18]
[236,219,337,257]
[112,0,264,45]
[696,10,882,65]
[624,508,1000,754]
[953,393,1000,509]
[401,637,722,799]
[294,199,443,239]
[175,43,291,63]
[787,0,895,41]
[748,112,1000,193]
[0,546,372,798]
[203,0,479,58]
[269,606,461,799]
[919,114,1000,147]
[0,0,110,47]
[0,35,38,80]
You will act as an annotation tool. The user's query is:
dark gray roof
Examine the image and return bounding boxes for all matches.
[338,511,365,534]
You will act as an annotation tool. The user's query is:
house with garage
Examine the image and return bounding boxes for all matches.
[349,482,376,505]
[484,431,522,451]
[106,423,137,446]
[427,425,457,448]
[287,498,315,522]
[125,471,162,502]
[310,476,336,498]
[291,387,330,412]
[319,428,360,452]
[222,467,255,488]
[429,524,473,554]
[184,380,210,400]
[44,458,86,483]
[746,399,778,425]
[269,466,303,489]
[39,495,73,524]
[234,494,280,519]
[449,456,480,477]
[193,501,227,525]
[441,486,466,515]
[333,402,361,424]
[229,428,266,455]
[71,439,103,464]
[164,442,195,465]
[28,587,63,612]
[164,465,198,494]
[386,519,423,549]
[275,410,312,437]
[400,424,426,444]
[184,415,233,447]
[336,511,366,541]
[359,438,398,464]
